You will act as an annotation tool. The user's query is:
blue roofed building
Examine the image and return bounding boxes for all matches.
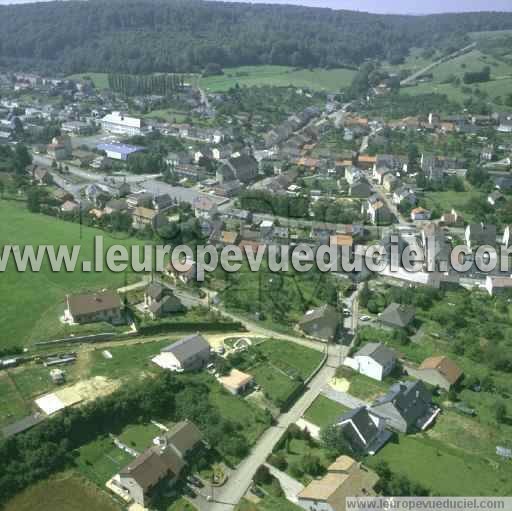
[97,143,145,161]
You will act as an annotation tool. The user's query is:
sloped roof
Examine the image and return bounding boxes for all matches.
[166,420,203,457]
[68,290,121,316]
[379,303,415,328]
[419,356,463,385]
[338,407,378,446]
[161,333,210,364]
[354,343,396,367]
[120,445,184,491]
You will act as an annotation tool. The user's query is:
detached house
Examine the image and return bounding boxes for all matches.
[346,342,397,381]
[116,421,202,507]
[152,333,210,372]
[336,407,392,455]
[370,380,438,433]
[414,356,463,391]
[299,304,339,342]
[144,282,185,319]
[379,303,415,330]
[65,290,123,325]
[297,455,379,511]
[393,187,416,207]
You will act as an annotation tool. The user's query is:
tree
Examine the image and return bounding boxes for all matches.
[0,180,4,199]
[254,465,272,486]
[320,424,351,455]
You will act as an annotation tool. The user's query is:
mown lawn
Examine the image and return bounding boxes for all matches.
[303,395,349,428]
[3,473,121,511]
[367,434,512,496]
[75,435,134,486]
[255,340,324,380]
[200,65,355,92]
[0,201,143,348]
[118,422,161,451]
[251,364,301,407]
[88,338,180,380]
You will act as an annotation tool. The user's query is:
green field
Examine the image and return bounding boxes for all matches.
[0,374,31,429]
[422,190,484,221]
[0,201,143,347]
[4,473,121,511]
[402,47,512,110]
[200,65,356,92]
[303,395,349,428]
[368,434,512,496]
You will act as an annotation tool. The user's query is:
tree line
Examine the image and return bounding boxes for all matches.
[108,73,186,96]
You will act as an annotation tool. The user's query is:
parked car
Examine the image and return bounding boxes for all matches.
[359,315,371,322]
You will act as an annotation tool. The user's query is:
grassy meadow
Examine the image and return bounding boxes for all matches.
[199,65,356,92]
[0,201,143,348]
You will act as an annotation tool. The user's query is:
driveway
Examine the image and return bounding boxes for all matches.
[264,463,304,503]
[321,385,369,410]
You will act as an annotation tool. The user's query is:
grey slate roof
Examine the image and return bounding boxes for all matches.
[372,380,431,426]
[354,342,396,367]
[338,406,378,446]
[161,333,210,364]
[379,303,415,329]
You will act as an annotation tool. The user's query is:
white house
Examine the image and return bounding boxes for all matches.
[345,342,396,381]
[101,111,144,136]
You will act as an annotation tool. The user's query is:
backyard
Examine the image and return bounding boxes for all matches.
[367,434,512,496]
[303,395,349,428]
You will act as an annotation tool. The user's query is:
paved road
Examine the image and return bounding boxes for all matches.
[206,346,342,510]
[32,153,160,185]
[264,463,304,503]
[400,43,476,86]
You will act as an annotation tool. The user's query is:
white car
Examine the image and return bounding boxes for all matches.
[359,315,371,322]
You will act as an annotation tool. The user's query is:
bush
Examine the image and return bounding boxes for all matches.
[268,453,288,471]
[254,465,272,486]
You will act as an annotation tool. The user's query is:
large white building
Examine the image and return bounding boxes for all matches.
[101,111,144,136]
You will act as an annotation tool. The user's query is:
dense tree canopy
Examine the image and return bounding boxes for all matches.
[1,0,512,74]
